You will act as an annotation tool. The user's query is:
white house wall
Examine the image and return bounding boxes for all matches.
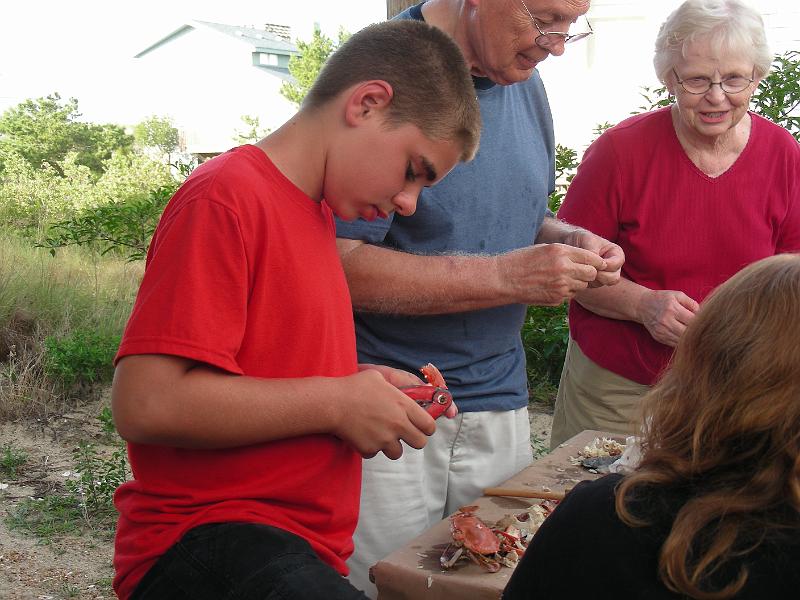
[538,0,800,156]
[132,26,297,155]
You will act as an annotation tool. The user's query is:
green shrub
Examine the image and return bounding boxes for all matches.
[98,405,116,436]
[523,145,579,399]
[0,147,176,238]
[38,183,175,261]
[67,440,128,516]
[547,144,579,213]
[752,50,800,142]
[43,329,120,388]
[0,443,28,479]
[523,303,569,389]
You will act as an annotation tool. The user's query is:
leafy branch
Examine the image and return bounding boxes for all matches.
[37,184,175,261]
[752,50,800,142]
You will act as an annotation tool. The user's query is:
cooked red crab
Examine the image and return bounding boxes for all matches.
[440,505,502,572]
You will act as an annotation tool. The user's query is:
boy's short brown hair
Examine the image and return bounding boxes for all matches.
[304,20,481,161]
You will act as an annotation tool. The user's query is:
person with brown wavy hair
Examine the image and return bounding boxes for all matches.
[504,253,800,599]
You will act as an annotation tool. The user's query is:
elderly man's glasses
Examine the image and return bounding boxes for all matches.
[672,68,755,95]
[519,0,594,49]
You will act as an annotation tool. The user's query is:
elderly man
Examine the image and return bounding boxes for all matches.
[335,1,623,596]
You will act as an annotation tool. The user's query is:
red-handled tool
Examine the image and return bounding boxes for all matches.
[399,363,453,419]
[401,385,453,419]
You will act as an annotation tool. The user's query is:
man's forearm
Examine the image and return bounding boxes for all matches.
[338,241,509,315]
[338,235,611,314]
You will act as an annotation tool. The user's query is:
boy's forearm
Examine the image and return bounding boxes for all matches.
[112,354,347,449]
[112,354,435,458]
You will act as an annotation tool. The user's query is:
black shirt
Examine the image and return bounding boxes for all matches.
[503,474,800,599]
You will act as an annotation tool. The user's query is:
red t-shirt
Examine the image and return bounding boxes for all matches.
[112,145,360,599]
[558,109,800,385]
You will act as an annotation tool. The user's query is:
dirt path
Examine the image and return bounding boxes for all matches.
[0,402,553,599]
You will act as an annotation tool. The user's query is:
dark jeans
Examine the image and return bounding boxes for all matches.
[130,522,369,600]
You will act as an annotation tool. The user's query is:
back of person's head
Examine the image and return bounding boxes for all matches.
[303,19,480,161]
[653,0,772,84]
[617,253,800,599]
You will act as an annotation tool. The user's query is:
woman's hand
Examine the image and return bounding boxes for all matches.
[636,289,700,347]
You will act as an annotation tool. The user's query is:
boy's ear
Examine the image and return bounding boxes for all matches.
[344,80,394,126]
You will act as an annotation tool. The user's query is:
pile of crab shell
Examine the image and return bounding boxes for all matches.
[440,500,560,572]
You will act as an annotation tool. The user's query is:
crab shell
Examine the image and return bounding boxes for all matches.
[450,506,500,555]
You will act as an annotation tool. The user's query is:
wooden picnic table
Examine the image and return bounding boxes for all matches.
[371,430,620,600]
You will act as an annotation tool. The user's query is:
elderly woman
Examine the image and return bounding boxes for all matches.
[550,0,800,448]
[506,254,800,599]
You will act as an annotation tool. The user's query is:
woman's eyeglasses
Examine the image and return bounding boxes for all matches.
[672,68,755,95]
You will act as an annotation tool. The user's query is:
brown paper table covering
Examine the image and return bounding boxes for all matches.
[371,430,620,600]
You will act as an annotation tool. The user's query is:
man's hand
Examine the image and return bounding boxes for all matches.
[497,243,608,306]
[635,289,700,347]
[565,229,625,287]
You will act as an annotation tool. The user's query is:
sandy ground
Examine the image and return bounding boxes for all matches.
[0,402,553,600]
[528,401,554,452]
[0,396,116,600]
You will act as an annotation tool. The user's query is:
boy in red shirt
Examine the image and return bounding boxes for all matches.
[111,20,480,600]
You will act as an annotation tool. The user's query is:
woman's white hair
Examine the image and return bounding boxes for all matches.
[653,0,772,84]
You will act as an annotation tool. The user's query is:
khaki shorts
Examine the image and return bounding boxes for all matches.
[549,337,649,449]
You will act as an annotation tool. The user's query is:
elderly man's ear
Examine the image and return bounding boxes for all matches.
[343,80,395,126]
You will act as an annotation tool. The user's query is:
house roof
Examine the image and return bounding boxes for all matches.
[135,19,299,59]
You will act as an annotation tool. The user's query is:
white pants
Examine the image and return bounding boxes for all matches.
[346,406,533,598]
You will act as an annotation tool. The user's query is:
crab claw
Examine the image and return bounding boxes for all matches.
[420,363,447,388]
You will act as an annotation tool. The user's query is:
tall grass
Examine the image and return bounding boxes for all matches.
[0,232,142,419]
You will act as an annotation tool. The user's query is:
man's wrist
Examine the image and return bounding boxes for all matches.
[561,224,589,247]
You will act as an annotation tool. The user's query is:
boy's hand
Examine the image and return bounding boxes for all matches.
[334,368,436,460]
[357,363,424,386]
[359,363,459,419]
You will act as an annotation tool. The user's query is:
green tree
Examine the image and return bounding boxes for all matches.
[233,115,270,144]
[280,27,351,107]
[0,93,132,177]
[133,115,180,162]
